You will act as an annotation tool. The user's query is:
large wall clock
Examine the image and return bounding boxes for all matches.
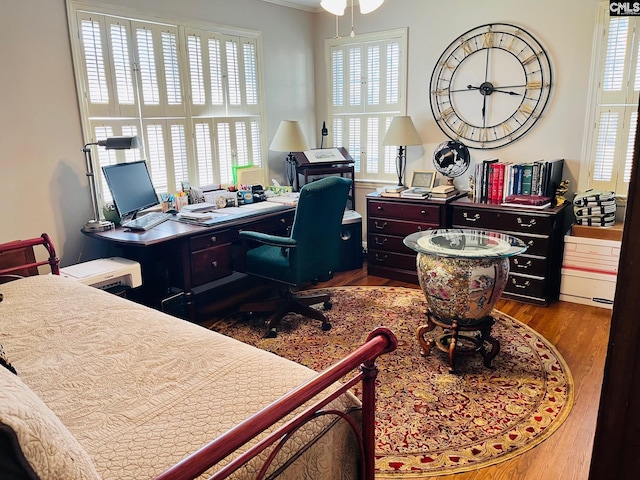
[429,23,552,149]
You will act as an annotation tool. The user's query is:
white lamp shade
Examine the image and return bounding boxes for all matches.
[359,0,384,14]
[381,116,422,146]
[269,120,310,152]
[321,0,346,15]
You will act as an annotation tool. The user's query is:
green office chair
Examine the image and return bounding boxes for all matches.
[238,176,352,337]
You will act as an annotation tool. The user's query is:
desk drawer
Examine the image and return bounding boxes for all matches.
[368,200,441,223]
[190,230,235,251]
[368,218,436,237]
[191,245,233,286]
[452,207,554,234]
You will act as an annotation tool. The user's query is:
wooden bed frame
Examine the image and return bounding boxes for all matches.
[0,235,398,480]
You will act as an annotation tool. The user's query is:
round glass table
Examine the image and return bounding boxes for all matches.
[404,229,528,373]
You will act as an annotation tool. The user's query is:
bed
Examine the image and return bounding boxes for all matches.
[0,235,397,480]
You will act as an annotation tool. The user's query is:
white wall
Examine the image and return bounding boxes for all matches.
[313,0,601,197]
[1,0,602,265]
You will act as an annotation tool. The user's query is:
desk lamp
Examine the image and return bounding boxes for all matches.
[381,116,422,187]
[269,120,310,188]
[82,135,141,232]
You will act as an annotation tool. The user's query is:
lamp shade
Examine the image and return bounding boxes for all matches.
[320,0,346,15]
[270,120,310,152]
[97,136,141,150]
[381,116,422,146]
[359,0,384,14]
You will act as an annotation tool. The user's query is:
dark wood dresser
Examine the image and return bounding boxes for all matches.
[366,192,461,283]
[450,197,572,305]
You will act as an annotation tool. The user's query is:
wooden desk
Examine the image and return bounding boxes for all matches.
[83,204,295,320]
[293,148,355,209]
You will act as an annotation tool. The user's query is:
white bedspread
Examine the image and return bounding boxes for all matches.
[0,275,359,479]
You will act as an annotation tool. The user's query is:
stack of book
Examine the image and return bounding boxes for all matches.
[380,185,408,198]
[501,194,552,210]
[401,187,431,199]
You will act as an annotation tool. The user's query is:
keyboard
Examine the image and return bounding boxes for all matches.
[122,212,173,231]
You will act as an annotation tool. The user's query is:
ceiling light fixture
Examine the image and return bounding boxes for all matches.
[320,0,384,16]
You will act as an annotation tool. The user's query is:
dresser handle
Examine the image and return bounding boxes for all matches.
[421,210,427,215]
[377,206,383,211]
[462,212,480,222]
[374,221,388,230]
[211,260,218,268]
[510,278,530,289]
[517,217,537,228]
[374,237,387,246]
[374,253,388,262]
[514,258,532,269]
[210,236,217,244]
[280,218,286,223]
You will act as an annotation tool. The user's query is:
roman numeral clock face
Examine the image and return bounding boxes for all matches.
[430,23,552,149]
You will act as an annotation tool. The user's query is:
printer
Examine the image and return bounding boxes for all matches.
[60,257,142,290]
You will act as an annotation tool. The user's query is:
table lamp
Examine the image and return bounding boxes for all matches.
[381,116,422,186]
[269,120,310,187]
[83,135,141,232]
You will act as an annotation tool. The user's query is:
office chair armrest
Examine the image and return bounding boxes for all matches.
[239,231,297,249]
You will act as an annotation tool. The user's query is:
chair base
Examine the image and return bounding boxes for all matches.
[239,288,332,337]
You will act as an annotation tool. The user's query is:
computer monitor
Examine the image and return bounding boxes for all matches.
[102,160,160,219]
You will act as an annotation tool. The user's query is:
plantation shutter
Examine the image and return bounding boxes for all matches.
[71,7,267,199]
[328,30,406,180]
[590,12,640,193]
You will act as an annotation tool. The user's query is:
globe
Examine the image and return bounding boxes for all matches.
[433,140,471,179]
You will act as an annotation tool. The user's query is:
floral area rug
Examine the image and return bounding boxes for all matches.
[208,286,574,478]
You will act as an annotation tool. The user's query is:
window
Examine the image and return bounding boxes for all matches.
[68,2,264,204]
[326,28,408,181]
[584,3,639,195]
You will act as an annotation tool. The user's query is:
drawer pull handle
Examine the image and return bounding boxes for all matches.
[377,206,383,211]
[374,253,388,262]
[463,212,480,222]
[211,260,218,268]
[375,237,387,246]
[517,217,537,228]
[510,278,531,289]
[374,221,388,230]
[280,218,286,223]
[210,236,217,244]
[514,259,532,269]
[421,210,427,215]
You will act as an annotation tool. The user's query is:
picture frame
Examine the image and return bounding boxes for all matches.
[409,170,436,188]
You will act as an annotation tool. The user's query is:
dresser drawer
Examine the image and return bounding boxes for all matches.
[368,249,417,271]
[504,274,546,298]
[368,233,414,254]
[368,218,436,237]
[368,200,441,223]
[452,207,555,234]
[190,245,233,286]
[509,255,547,277]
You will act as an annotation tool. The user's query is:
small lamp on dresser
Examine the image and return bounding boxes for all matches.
[381,116,422,186]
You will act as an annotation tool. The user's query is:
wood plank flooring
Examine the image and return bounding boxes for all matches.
[307,264,612,480]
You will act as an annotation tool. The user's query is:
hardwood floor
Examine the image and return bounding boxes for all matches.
[308,264,612,480]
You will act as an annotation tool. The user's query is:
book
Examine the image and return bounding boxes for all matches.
[503,194,552,206]
[481,159,499,203]
[501,201,552,210]
[521,164,534,195]
[385,185,408,193]
[380,191,403,198]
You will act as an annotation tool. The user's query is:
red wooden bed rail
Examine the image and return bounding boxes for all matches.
[155,327,398,480]
[0,233,60,277]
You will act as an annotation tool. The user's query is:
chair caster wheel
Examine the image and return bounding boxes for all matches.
[323,301,332,310]
[265,328,277,338]
[321,322,332,331]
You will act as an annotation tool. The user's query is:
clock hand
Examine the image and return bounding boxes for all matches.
[449,85,480,93]
[492,89,523,96]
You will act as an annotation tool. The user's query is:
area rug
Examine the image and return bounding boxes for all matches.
[209,286,574,478]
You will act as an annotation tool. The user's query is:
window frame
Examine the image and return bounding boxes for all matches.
[325,28,408,182]
[67,0,268,207]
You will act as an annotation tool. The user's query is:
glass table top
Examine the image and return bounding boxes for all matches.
[403,229,528,259]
